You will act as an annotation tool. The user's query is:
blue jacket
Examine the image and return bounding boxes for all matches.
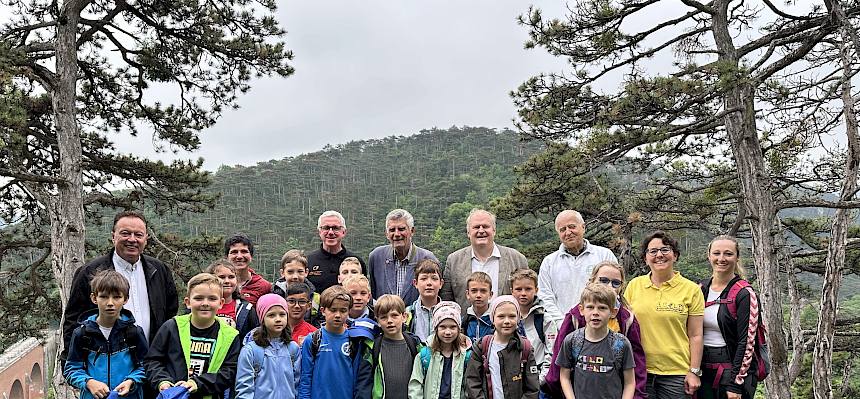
[64,309,148,399]
[462,307,494,342]
[297,328,372,399]
[235,338,301,399]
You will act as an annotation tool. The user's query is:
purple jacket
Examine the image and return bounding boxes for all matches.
[544,304,648,399]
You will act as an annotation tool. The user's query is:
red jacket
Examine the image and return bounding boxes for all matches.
[239,269,272,305]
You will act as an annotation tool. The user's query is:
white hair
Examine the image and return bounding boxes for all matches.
[385,209,414,228]
[318,210,346,228]
[555,209,584,227]
[466,208,496,229]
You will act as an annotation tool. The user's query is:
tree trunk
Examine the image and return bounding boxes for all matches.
[812,28,860,399]
[50,1,89,397]
[711,2,791,397]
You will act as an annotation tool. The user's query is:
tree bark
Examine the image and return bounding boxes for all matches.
[711,1,792,397]
[50,0,90,397]
[812,27,860,399]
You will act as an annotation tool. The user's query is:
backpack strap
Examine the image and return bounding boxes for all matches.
[534,313,546,345]
[123,326,140,366]
[419,346,432,374]
[309,329,322,359]
[404,333,420,358]
[703,279,750,319]
[519,336,533,364]
[481,335,494,398]
[251,343,265,378]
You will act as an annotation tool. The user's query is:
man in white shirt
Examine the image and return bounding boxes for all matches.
[537,210,617,321]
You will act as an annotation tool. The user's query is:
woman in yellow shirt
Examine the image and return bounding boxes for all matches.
[624,231,704,399]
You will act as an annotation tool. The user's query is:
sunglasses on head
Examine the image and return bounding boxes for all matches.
[598,276,623,288]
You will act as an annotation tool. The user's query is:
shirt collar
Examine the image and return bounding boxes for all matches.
[391,243,415,263]
[112,251,142,273]
[646,271,682,288]
[471,244,501,260]
[559,239,591,257]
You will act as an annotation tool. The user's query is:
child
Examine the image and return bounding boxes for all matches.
[338,257,364,283]
[273,250,322,327]
[65,270,148,399]
[368,294,422,399]
[343,274,375,322]
[546,261,646,399]
[405,259,444,342]
[408,301,472,399]
[462,271,494,342]
[465,295,539,399]
[236,294,301,399]
[555,283,635,399]
[206,259,259,340]
[298,285,372,399]
[285,283,318,345]
[510,269,559,384]
[145,273,241,399]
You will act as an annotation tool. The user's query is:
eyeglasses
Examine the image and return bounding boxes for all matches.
[646,247,672,256]
[318,225,344,232]
[598,277,623,288]
[287,299,310,306]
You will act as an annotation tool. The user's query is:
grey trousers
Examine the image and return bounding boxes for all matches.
[646,373,691,399]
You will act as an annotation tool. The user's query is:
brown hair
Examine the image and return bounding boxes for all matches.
[580,282,617,309]
[413,258,443,280]
[466,271,492,290]
[187,273,222,297]
[205,259,239,300]
[90,270,130,298]
[588,260,629,307]
[319,285,353,309]
[253,314,293,347]
[640,230,680,261]
[280,249,308,270]
[708,235,746,279]
[509,268,538,287]
[374,294,406,316]
[112,210,147,231]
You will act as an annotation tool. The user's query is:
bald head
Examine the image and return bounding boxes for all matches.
[555,210,586,253]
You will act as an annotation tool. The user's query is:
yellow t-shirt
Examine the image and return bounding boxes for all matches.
[624,271,704,375]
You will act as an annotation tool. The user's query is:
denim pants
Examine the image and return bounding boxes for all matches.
[646,373,690,399]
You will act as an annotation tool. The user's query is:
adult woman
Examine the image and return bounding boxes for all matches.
[698,236,761,399]
[624,231,704,399]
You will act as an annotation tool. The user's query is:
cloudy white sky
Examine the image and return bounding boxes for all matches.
[114,1,570,170]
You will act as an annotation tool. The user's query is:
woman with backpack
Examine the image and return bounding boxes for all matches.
[698,236,764,399]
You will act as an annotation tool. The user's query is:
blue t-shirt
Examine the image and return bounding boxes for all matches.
[439,354,453,399]
[298,329,354,399]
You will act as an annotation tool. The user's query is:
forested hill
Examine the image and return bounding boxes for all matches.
[150,126,545,279]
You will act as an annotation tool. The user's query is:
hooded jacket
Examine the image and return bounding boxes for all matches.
[407,334,472,399]
[463,307,494,342]
[64,309,148,399]
[235,338,302,399]
[518,298,558,383]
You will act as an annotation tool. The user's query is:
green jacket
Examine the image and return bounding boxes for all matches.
[176,315,239,399]
[407,335,471,399]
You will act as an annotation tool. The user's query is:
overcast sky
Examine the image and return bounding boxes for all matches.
[112,1,569,170]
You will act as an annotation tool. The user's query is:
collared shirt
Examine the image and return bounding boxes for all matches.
[393,244,415,297]
[410,297,442,342]
[471,245,502,296]
[112,251,151,341]
[536,240,618,321]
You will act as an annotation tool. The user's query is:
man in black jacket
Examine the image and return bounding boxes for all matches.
[61,210,179,361]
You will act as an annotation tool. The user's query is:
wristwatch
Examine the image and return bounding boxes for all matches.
[690,367,703,377]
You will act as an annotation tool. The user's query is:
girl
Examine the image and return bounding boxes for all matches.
[465,295,540,399]
[545,260,647,399]
[699,236,762,399]
[205,259,259,340]
[235,294,301,399]
[408,301,471,399]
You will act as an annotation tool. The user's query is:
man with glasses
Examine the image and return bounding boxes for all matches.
[306,210,366,293]
[61,210,178,360]
[537,209,618,321]
[367,208,438,304]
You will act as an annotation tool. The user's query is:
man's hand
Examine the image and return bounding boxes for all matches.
[86,379,111,399]
[115,380,134,396]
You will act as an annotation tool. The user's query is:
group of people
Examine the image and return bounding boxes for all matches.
[59,208,765,399]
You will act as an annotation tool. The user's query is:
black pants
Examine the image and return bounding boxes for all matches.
[700,346,755,399]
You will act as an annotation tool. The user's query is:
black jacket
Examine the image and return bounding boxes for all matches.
[305,244,366,293]
[62,250,179,360]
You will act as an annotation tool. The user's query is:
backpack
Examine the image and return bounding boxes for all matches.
[533,313,545,344]
[479,335,533,396]
[702,278,770,381]
[565,328,626,379]
[418,346,472,374]
[250,340,300,378]
[371,333,421,370]
[75,324,142,365]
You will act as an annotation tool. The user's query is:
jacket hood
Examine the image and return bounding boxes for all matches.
[522,297,546,318]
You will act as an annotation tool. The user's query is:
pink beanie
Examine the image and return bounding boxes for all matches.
[489,295,521,320]
[256,293,288,322]
[431,301,462,330]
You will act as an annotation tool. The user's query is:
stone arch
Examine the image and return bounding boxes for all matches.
[9,380,24,399]
[30,363,43,395]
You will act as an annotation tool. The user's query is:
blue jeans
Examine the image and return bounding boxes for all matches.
[646,374,690,399]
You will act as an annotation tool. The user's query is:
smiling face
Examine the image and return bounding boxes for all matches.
[467,211,496,248]
[345,282,371,316]
[709,239,739,277]
[318,215,346,251]
[435,318,460,346]
[385,218,414,254]
[185,283,224,326]
[213,265,237,300]
[492,302,519,338]
[263,305,288,338]
[286,293,311,321]
[645,237,677,273]
[112,216,148,264]
[555,211,585,253]
[592,265,624,296]
[227,243,253,273]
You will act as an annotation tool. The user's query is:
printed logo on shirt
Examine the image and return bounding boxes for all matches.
[577,355,614,373]
[341,342,351,356]
[656,301,688,314]
[309,265,321,277]
[188,336,216,376]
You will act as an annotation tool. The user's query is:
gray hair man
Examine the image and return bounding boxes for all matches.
[367,209,438,305]
[305,210,366,293]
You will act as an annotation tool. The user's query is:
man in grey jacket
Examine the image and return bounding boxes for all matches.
[367,208,437,305]
[440,208,528,312]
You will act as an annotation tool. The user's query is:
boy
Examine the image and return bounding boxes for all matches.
[463,271,494,341]
[273,250,322,326]
[299,285,371,399]
[343,274,375,322]
[338,256,364,283]
[465,295,540,399]
[555,283,635,399]
[145,273,241,399]
[370,295,422,399]
[286,282,318,345]
[510,269,559,383]
[65,270,148,399]
[404,259,444,342]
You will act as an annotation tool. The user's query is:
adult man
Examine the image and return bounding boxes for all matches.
[537,209,618,321]
[225,233,272,305]
[62,211,178,356]
[367,209,438,305]
[306,210,366,293]
[440,208,527,311]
